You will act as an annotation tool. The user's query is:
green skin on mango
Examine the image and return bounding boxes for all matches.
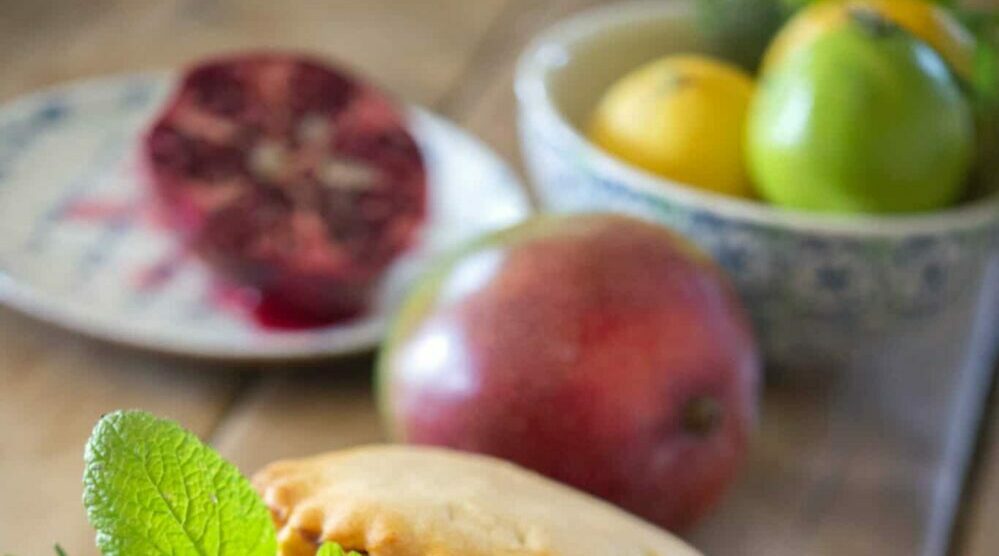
[747,13,975,214]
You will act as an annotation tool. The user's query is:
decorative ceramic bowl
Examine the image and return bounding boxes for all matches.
[515,0,999,375]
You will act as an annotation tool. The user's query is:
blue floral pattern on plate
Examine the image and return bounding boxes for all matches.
[0,73,531,360]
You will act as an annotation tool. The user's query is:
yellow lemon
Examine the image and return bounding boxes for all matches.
[763,0,976,82]
[588,55,756,198]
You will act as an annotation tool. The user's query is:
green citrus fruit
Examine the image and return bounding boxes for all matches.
[747,12,975,213]
[763,0,977,83]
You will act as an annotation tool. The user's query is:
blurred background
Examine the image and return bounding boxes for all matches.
[0,1,997,556]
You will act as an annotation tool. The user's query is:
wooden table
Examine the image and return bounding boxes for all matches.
[0,1,996,555]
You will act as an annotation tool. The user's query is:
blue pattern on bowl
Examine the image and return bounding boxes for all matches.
[520,112,999,371]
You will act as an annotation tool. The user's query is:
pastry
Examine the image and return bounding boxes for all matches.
[253,445,702,556]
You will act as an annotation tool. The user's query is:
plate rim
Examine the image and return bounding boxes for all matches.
[0,72,530,362]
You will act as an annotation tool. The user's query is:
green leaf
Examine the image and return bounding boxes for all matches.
[83,411,277,556]
[695,0,791,71]
[956,9,999,103]
[950,6,999,199]
[54,545,68,556]
[689,0,972,74]
[316,543,364,556]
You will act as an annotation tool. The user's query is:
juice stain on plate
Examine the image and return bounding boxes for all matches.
[62,197,366,331]
[252,293,362,330]
[61,199,137,223]
[133,248,188,292]
[207,281,362,331]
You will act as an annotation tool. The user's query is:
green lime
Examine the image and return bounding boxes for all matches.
[747,12,975,213]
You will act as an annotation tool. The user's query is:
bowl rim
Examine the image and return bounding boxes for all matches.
[515,0,999,238]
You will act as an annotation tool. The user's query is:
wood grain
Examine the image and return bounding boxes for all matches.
[210,0,607,471]
[0,308,244,555]
[0,0,507,105]
[212,2,999,556]
[0,1,996,556]
[214,357,384,474]
[0,1,511,555]
[0,9,256,553]
[955,376,999,556]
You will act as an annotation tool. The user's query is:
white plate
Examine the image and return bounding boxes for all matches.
[0,73,531,360]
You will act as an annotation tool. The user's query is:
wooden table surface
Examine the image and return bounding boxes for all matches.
[1,1,997,555]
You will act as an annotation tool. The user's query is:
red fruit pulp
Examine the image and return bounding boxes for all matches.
[251,291,361,330]
[206,281,359,330]
[143,52,427,327]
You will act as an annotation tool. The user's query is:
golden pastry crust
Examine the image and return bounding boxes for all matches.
[252,445,702,556]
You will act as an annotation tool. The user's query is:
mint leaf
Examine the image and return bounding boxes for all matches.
[83,411,276,556]
[317,543,363,556]
[54,546,68,556]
